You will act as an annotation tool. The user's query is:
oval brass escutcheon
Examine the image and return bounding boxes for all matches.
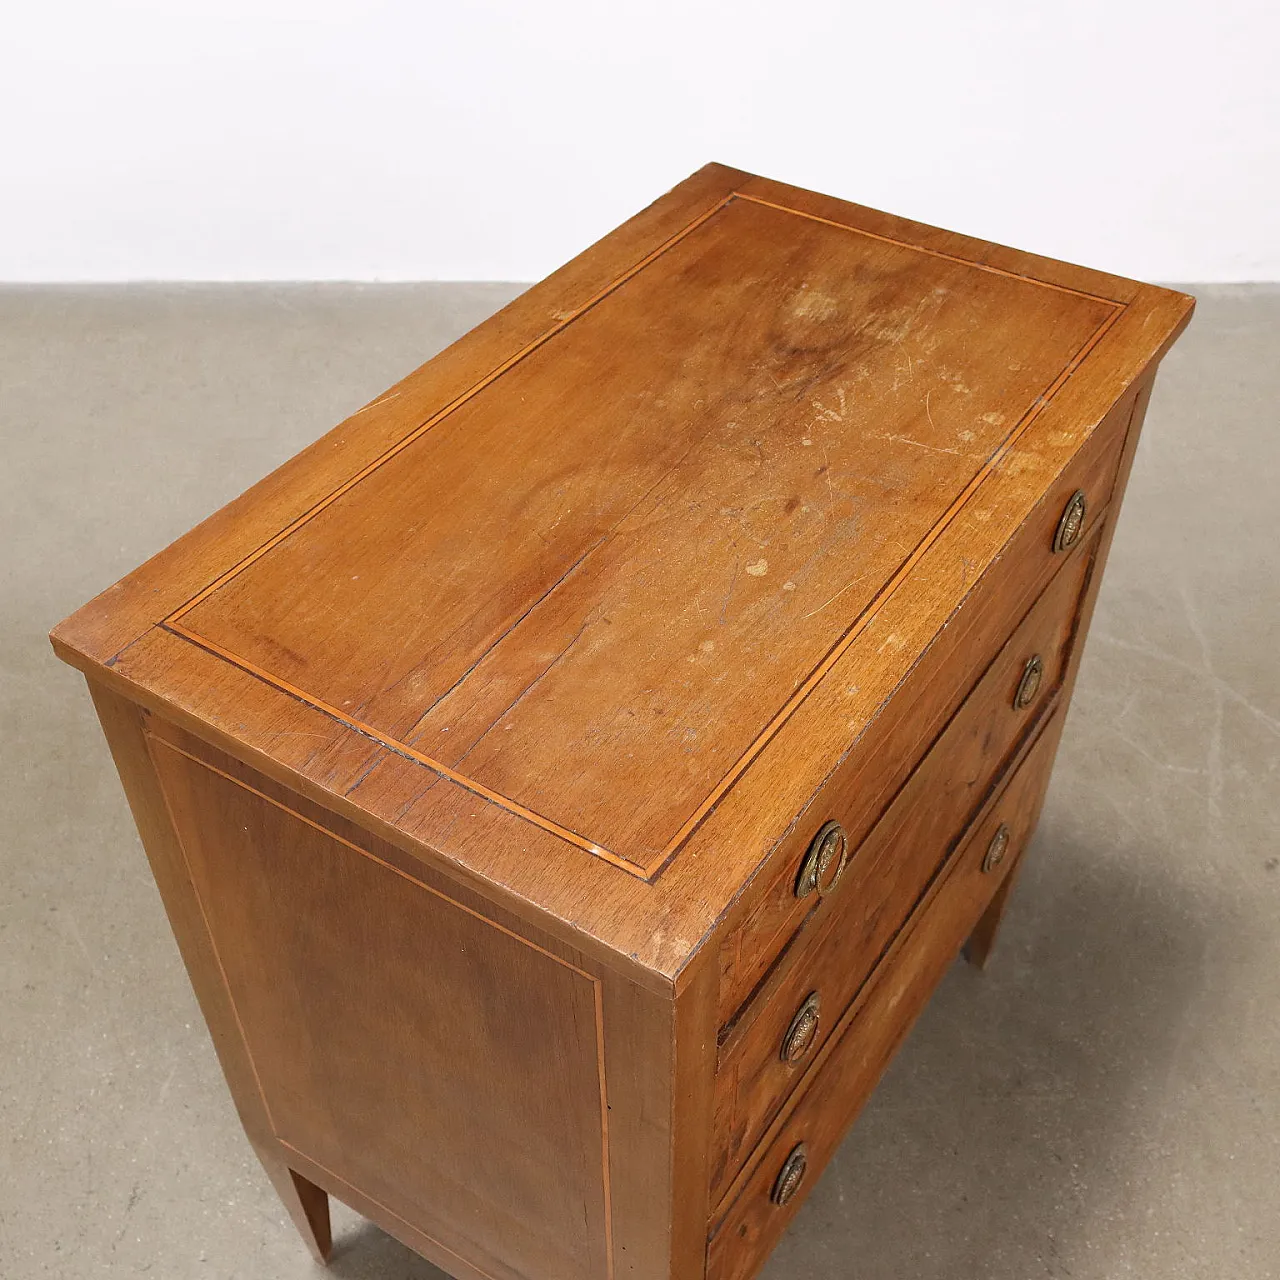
[771,1143,809,1206]
[1015,654,1044,709]
[983,823,1010,874]
[780,992,822,1064]
[1053,489,1087,553]
[795,820,848,899]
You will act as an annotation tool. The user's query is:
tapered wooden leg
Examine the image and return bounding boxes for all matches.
[257,1148,333,1264]
[964,867,1020,970]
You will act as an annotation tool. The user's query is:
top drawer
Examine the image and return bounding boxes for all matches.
[714,394,1130,1026]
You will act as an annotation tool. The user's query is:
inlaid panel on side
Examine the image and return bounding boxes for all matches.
[169,193,1120,871]
[146,735,613,1280]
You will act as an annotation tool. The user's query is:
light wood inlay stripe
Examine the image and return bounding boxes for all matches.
[146,731,616,1280]
[159,194,1127,879]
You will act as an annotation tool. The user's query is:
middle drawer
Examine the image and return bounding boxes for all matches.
[708,529,1096,1205]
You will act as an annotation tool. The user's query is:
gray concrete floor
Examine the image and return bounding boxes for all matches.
[2,283,1277,1279]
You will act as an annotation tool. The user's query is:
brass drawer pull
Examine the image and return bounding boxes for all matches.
[780,992,822,1064]
[771,1143,808,1206]
[795,821,848,899]
[982,823,1010,874]
[1014,654,1044,709]
[1053,489,1087,552]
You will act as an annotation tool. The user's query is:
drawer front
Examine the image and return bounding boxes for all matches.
[715,393,1129,1027]
[710,522,1097,1201]
[707,709,1066,1280]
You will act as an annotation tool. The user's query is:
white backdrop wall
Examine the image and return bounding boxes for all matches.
[3,0,1276,283]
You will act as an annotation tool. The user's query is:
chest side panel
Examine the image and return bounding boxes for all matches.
[146,733,612,1280]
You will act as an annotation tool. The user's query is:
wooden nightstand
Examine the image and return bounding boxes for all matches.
[50,165,1192,1280]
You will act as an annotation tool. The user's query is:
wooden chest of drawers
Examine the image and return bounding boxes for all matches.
[50,165,1192,1280]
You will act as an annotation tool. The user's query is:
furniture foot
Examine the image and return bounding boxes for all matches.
[258,1150,332,1264]
[964,869,1018,970]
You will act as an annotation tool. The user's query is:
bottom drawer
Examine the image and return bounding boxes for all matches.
[706,707,1067,1280]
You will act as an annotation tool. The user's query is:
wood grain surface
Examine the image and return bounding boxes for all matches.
[166,193,1115,872]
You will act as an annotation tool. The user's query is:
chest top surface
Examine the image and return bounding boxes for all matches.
[53,165,1192,978]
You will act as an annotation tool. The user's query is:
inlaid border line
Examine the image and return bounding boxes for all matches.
[146,731,615,1280]
[734,192,1126,306]
[160,192,1128,880]
[158,621,650,874]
